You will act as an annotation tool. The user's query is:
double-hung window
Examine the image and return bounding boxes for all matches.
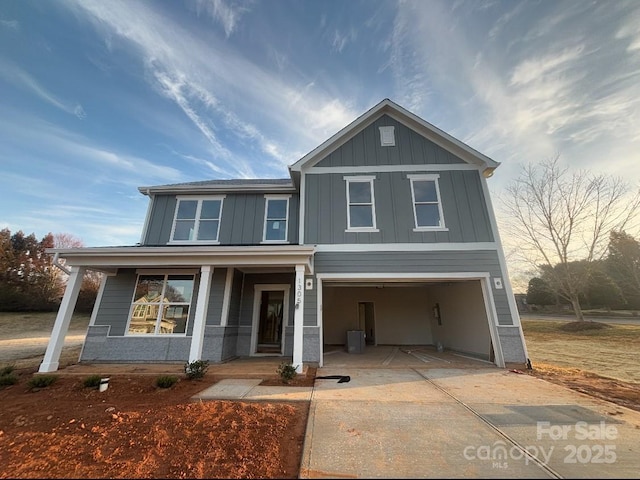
[127,273,195,335]
[344,176,378,231]
[262,195,290,242]
[170,196,224,243]
[408,174,447,230]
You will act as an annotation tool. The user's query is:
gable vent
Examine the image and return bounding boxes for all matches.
[379,126,395,146]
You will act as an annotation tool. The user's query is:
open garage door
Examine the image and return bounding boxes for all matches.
[318,274,504,367]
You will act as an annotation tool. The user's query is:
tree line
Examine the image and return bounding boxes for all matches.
[526,230,640,311]
[0,229,100,312]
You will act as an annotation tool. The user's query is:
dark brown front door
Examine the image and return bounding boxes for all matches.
[257,290,284,353]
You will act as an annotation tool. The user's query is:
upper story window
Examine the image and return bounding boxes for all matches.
[344,175,378,232]
[170,196,225,243]
[262,195,290,243]
[408,174,447,231]
[127,273,195,335]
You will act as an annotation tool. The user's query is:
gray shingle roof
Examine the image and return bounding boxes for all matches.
[139,178,295,194]
[151,178,293,188]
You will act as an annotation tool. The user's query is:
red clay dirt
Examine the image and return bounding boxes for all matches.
[0,367,314,479]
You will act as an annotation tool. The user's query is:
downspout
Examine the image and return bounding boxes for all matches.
[52,252,71,275]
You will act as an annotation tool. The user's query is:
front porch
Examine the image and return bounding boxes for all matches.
[39,245,315,373]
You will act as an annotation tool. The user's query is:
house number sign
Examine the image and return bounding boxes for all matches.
[296,277,303,306]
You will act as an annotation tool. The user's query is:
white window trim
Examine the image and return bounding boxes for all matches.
[408,174,448,232]
[168,195,226,244]
[125,273,195,336]
[261,194,291,244]
[344,175,379,232]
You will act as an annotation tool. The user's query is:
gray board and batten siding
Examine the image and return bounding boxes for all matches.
[312,250,513,326]
[305,170,494,244]
[313,114,467,168]
[143,193,299,246]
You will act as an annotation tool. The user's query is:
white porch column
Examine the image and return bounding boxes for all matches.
[189,265,213,363]
[39,266,86,373]
[292,264,305,373]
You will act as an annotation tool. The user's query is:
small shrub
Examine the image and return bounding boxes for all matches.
[184,360,209,380]
[83,374,102,389]
[156,375,179,389]
[276,361,297,384]
[0,373,18,386]
[27,374,57,389]
[1,365,15,376]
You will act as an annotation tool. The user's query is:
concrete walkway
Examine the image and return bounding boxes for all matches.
[193,378,313,402]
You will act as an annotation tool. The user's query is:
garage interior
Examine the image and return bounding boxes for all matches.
[322,279,496,363]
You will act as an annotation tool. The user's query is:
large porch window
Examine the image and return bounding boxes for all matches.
[127,274,195,335]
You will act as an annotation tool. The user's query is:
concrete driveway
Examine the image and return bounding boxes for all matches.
[300,365,640,478]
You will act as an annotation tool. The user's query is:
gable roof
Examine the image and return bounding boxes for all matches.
[288,98,499,182]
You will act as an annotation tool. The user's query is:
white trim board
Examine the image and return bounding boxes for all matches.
[313,242,498,252]
[307,164,480,174]
[316,272,491,281]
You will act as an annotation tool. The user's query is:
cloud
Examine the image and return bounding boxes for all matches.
[331,28,357,53]
[168,150,236,178]
[0,60,86,118]
[0,110,185,186]
[616,8,640,52]
[192,0,252,37]
[509,46,584,86]
[74,105,87,119]
[387,0,640,188]
[61,0,358,176]
[0,18,19,30]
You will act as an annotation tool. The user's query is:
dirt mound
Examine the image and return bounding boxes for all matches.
[558,320,612,332]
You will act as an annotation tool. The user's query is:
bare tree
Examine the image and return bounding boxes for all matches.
[53,233,84,249]
[501,156,640,321]
[52,233,103,311]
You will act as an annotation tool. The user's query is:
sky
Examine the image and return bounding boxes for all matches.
[1,0,640,289]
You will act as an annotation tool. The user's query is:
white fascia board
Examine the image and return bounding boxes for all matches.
[314,242,498,252]
[316,272,491,281]
[46,245,315,255]
[307,164,480,174]
[46,246,315,274]
[138,184,296,195]
[479,175,529,346]
[298,173,305,244]
[139,194,154,245]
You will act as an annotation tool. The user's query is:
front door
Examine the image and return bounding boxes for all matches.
[257,290,285,354]
[358,301,376,345]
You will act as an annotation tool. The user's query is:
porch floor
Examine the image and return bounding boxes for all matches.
[58,345,493,378]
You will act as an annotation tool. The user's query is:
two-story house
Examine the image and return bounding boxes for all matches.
[39,99,529,373]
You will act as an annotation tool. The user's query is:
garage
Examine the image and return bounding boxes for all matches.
[318,274,502,366]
